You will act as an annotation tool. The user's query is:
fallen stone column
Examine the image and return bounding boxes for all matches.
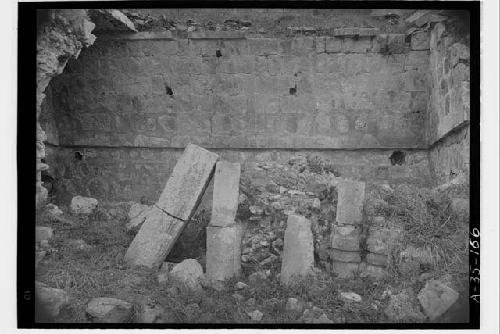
[280,215,314,285]
[125,144,218,268]
[206,224,243,281]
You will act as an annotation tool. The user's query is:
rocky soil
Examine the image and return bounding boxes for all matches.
[34,154,469,324]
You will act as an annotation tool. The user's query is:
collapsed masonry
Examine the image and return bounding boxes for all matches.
[124,143,400,283]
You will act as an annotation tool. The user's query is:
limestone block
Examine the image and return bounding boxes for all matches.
[35,281,69,319]
[325,37,342,53]
[329,249,361,263]
[418,280,459,320]
[342,37,372,53]
[156,144,219,220]
[335,179,365,225]
[206,224,243,281]
[247,38,279,56]
[36,226,54,243]
[331,225,362,251]
[366,252,388,266]
[170,259,204,292]
[210,162,241,227]
[410,30,430,50]
[188,31,245,39]
[280,215,314,285]
[86,297,133,323]
[315,37,326,53]
[330,261,359,278]
[387,34,406,54]
[70,196,98,214]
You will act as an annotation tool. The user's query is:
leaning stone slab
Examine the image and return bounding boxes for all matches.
[210,162,241,227]
[280,215,314,285]
[125,144,218,268]
[418,280,459,320]
[124,206,184,268]
[156,144,219,220]
[206,224,243,281]
[335,179,365,225]
[331,225,361,251]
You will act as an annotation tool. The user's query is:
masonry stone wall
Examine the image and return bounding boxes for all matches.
[426,15,470,185]
[40,9,470,202]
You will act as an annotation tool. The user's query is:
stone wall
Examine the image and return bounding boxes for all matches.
[45,19,429,149]
[45,145,431,204]
[426,14,470,185]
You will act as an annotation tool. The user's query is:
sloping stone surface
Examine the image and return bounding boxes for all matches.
[157,144,219,220]
[210,161,241,227]
[280,215,314,285]
[335,179,365,225]
[206,224,243,281]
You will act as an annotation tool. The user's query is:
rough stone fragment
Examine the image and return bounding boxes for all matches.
[248,309,264,321]
[70,196,98,214]
[156,144,219,220]
[170,259,204,292]
[410,30,430,50]
[301,307,333,324]
[335,179,365,225]
[86,297,133,323]
[36,226,54,243]
[46,204,63,216]
[418,280,459,320]
[210,162,241,227]
[89,9,137,33]
[285,298,304,314]
[329,249,361,263]
[136,303,164,323]
[330,261,359,278]
[331,225,361,251]
[35,281,69,319]
[124,207,184,268]
[366,252,388,266]
[280,215,314,285]
[340,292,362,303]
[235,281,248,290]
[384,288,426,322]
[206,224,243,281]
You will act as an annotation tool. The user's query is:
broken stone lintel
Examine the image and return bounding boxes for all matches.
[188,31,246,39]
[98,31,174,41]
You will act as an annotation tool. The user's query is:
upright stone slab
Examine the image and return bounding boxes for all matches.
[156,144,219,220]
[210,162,241,227]
[206,224,243,281]
[125,144,219,268]
[335,179,365,225]
[280,215,314,285]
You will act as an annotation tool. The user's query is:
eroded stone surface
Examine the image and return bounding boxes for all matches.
[206,224,243,281]
[210,161,241,227]
[35,281,69,319]
[170,259,204,292]
[280,215,314,285]
[335,179,365,225]
[156,144,219,220]
[70,196,98,214]
[418,280,459,320]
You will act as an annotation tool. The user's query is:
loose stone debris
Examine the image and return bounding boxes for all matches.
[86,297,133,323]
[418,280,459,320]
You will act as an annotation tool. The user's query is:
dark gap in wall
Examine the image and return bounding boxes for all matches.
[215,49,222,57]
[165,85,174,96]
[289,85,297,95]
[389,151,405,166]
[74,151,83,160]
